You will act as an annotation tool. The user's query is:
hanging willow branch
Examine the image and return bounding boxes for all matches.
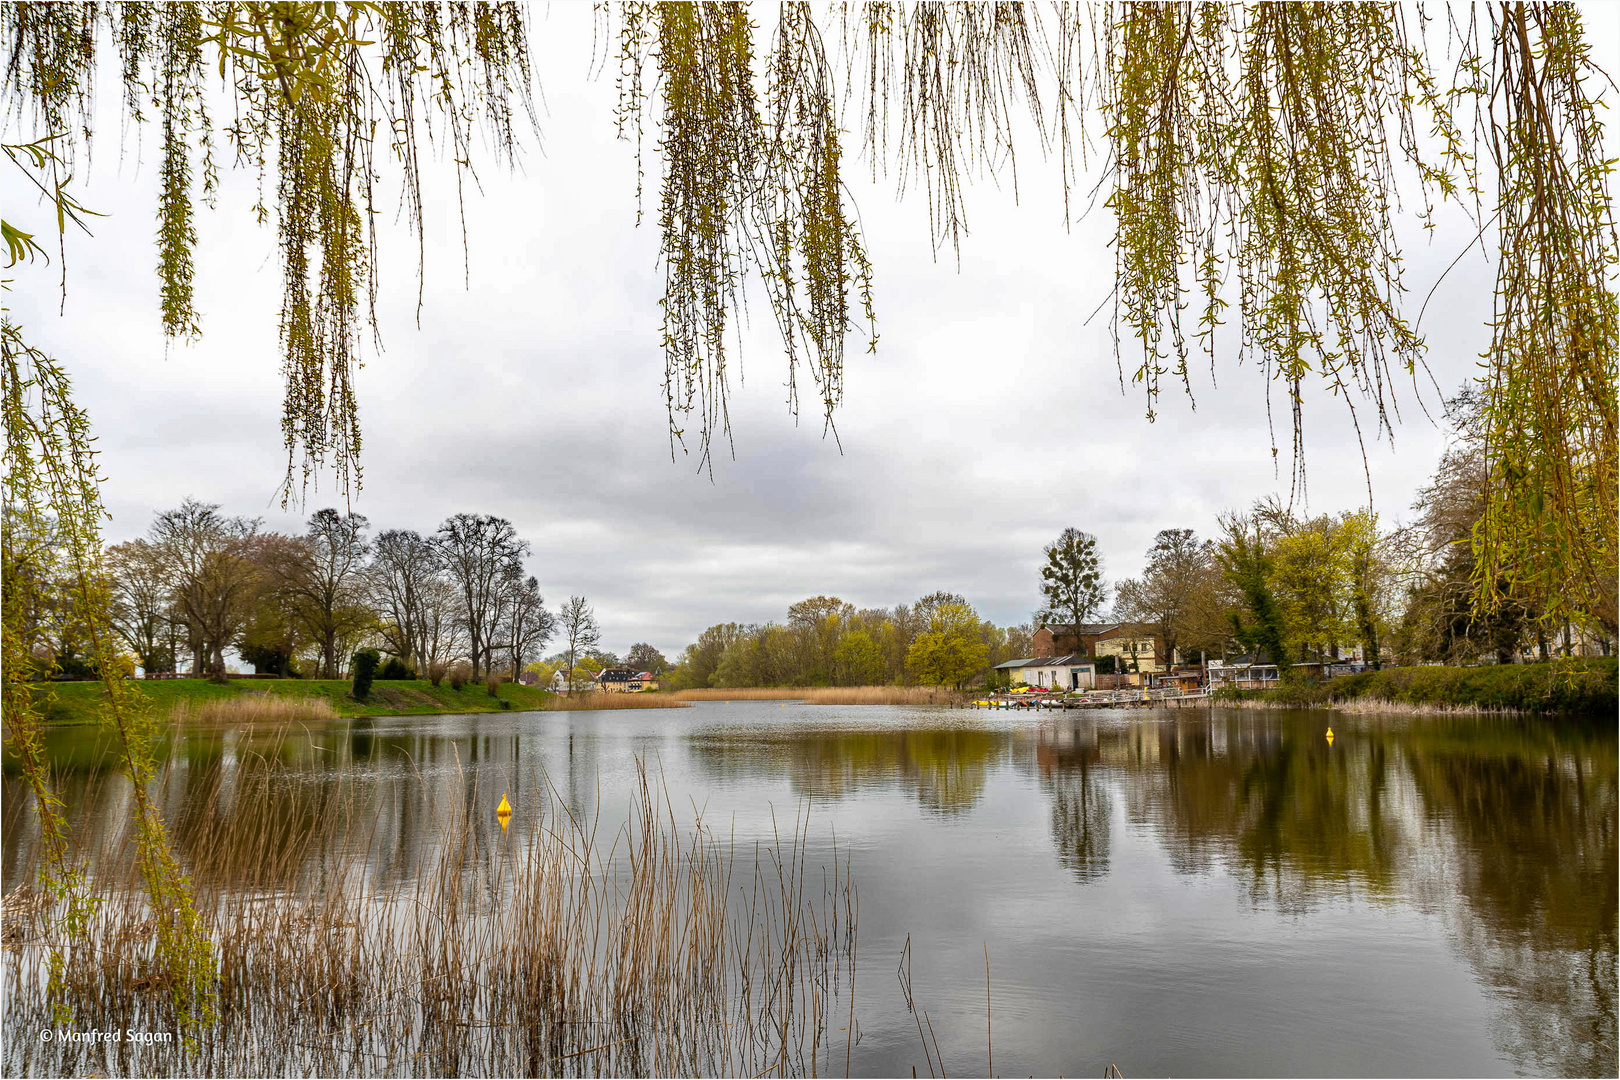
[615,1,875,472]
[2,0,536,501]
[1,2,1614,633]
[2,316,216,1032]
[1467,2,1618,635]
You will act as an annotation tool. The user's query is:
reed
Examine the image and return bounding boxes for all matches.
[673,686,966,706]
[170,693,338,724]
[3,752,855,1077]
[540,691,692,711]
[1214,694,1521,716]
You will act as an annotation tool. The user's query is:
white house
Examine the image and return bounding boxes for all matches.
[993,655,1095,691]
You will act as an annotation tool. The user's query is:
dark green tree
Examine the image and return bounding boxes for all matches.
[1040,528,1106,628]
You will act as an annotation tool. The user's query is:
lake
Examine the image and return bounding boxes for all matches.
[4,702,1614,1077]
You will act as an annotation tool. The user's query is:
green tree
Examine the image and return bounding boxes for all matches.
[1040,528,1106,627]
[832,628,885,686]
[906,601,990,689]
[1216,514,1293,676]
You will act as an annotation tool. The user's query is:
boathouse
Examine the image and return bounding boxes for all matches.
[995,655,1096,691]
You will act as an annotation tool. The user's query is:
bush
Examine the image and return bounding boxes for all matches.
[486,677,500,698]
[427,661,448,687]
[351,648,380,701]
[377,657,417,681]
[1242,658,1617,714]
[447,663,472,691]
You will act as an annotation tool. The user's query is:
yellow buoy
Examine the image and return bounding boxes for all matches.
[496,793,513,832]
[1325,727,1335,745]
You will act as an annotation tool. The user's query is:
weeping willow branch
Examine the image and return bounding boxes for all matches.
[2,1,537,501]
[2,318,216,1031]
[1467,3,1618,636]
[1,2,1614,633]
[615,1,875,473]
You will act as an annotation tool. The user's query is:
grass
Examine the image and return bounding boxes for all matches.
[672,685,967,706]
[30,678,690,726]
[1215,657,1617,715]
[3,758,855,1077]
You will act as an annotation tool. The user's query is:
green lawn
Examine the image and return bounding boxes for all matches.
[30,677,565,726]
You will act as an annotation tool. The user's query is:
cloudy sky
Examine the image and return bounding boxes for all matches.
[9,4,1617,660]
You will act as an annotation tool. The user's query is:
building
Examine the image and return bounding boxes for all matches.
[594,668,658,692]
[1207,655,1281,689]
[1033,622,1172,672]
[994,655,1096,690]
[1032,623,1117,659]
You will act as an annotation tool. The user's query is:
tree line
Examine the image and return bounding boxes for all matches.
[1035,389,1614,677]
[6,498,622,686]
[664,593,1033,693]
[670,392,1613,693]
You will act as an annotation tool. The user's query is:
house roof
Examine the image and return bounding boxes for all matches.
[994,655,1093,670]
[1039,623,1118,637]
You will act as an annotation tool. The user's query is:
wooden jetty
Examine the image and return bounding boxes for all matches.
[967,688,1211,710]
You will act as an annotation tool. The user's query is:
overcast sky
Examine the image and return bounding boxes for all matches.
[9,4,1617,661]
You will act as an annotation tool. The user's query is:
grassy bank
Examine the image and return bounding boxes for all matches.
[29,678,690,726]
[672,685,966,706]
[1217,658,1617,715]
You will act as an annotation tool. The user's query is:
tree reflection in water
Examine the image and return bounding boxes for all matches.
[1026,710,1616,1077]
[689,726,1009,815]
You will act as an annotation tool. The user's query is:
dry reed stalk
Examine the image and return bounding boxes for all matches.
[673,686,967,706]
[1215,696,1522,716]
[539,691,692,711]
[169,693,338,724]
[4,747,856,1078]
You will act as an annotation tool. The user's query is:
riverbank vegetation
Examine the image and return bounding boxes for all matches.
[1215,658,1617,716]
[26,679,687,728]
[673,686,965,706]
[4,763,852,1077]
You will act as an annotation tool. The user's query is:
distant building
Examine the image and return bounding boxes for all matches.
[1034,622,1172,672]
[1207,654,1281,689]
[1032,623,1116,659]
[994,655,1095,690]
[594,668,658,692]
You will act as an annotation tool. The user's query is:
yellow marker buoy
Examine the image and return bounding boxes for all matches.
[1325,726,1335,745]
[496,793,512,832]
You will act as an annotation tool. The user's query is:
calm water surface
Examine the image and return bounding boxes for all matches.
[4,703,1614,1077]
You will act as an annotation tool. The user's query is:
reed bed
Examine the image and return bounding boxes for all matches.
[4,754,856,1077]
[539,691,692,711]
[1215,694,1521,716]
[170,693,338,724]
[673,686,966,706]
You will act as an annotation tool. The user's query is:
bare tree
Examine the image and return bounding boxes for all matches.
[498,573,556,680]
[272,509,373,677]
[105,538,174,673]
[369,529,440,670]
[558,595,600,692]
[1113,529,1218,667]
[416,577,466,677]
[149,498,262,676]
[432,514,531,679]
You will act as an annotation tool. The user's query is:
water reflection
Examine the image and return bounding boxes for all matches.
[688,725,1010,814]
[1018,710,1617,1076]
[3,707,1613,1076]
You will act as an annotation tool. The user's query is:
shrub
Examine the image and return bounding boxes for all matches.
[427,661,448,687]
[377,657,417,681]
[447,663,472,691]
[351,648,380,701]
[486,678,500,698]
